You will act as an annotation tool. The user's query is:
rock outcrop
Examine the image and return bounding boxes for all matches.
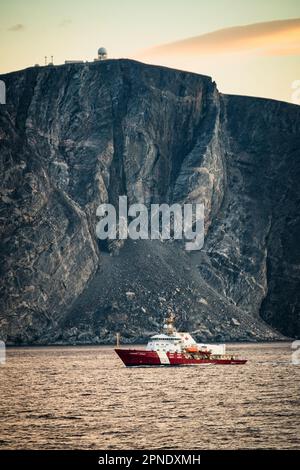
[0,59,299,344]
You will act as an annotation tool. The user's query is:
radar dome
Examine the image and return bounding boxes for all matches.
[98,47,108,60]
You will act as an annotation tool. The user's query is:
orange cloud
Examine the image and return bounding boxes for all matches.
[140,18,300,58]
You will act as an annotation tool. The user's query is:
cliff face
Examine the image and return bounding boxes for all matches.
[0,59,299,344]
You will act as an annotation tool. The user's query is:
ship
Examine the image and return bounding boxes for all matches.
[115,312,247,367]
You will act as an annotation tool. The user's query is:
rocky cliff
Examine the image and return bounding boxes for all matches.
[0,59,299,344]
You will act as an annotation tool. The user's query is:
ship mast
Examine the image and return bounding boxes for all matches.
[164,310,176,336]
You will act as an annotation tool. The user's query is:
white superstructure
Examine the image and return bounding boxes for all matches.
[146,313,225,355]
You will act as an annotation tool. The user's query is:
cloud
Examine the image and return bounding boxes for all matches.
[8,24,25,32]
[140,19,300,58]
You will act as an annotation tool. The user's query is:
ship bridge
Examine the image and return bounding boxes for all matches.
[146,332,197,353]
[146,334,181,352]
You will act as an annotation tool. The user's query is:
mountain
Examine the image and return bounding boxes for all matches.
[1,59,299,345]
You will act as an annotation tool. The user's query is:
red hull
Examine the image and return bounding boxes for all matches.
[115,349,247,367]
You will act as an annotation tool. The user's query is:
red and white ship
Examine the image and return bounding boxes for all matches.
[115,313,247,367]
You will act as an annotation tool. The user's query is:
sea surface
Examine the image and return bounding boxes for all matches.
[0,342,299,449]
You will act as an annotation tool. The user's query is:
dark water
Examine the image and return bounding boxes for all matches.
[0,343,299,449]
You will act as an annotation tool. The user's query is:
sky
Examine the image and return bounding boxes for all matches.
[0,0,299,103]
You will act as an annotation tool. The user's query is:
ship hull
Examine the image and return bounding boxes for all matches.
[115,349,247,367]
